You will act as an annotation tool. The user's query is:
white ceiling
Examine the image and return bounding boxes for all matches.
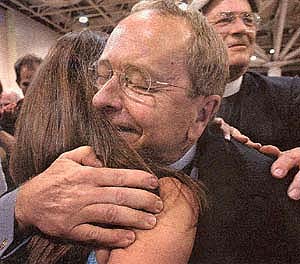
[1,0,299,74]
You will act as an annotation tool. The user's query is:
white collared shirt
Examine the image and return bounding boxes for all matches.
[223,76,243,98]
[169,145,198,179]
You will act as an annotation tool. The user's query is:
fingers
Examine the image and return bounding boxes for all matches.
[214,117,231,140]
[55,150,160,190]
[70,224,136,248]
[16,145,163,247]
[86,187,163,213]
[77,204,157,229]
[243,139,262,150]
[287,172,300,200]
[259,145,281,157]
[59,146,103,168]
[225,123,262,150]
[214,117,256,146]
[82,167,159,190]
[271,148,300,179]
[270,147,300,200]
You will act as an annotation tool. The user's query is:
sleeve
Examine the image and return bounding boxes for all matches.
[0,189,33,260]
[0,161,7,196]
[288,77,300,147]
[0,189,18,258]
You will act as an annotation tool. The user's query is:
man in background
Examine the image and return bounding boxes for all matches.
[191,0,300,199]
[14,54,42,95]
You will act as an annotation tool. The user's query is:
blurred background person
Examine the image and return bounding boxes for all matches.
[14,54,42,96]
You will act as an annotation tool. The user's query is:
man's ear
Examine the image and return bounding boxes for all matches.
[196,95,221,122]
[188,95,221,141]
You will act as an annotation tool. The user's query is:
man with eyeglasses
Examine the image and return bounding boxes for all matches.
[192,0,300,200]
[1,1,300,263]
[90,1,300,262]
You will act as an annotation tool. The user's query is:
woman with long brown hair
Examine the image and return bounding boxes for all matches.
[7,30,206,264]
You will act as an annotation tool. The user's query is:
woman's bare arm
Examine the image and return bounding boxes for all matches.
[96,177,199,264]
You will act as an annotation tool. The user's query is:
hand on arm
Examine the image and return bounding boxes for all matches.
[215,117,300,201]
[15,146,163,248]
[98,177,199,264]
[260,146,300,200]
[214,117,262,149]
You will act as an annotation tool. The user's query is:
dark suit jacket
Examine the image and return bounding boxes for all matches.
[189,126,300,264]
[218,71,300,150]
[3,127,300,264]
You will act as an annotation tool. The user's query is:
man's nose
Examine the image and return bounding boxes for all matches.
[229,17,251,34]
[92,77,123,116]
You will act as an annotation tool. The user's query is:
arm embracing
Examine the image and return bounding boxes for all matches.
[96,177,199,264]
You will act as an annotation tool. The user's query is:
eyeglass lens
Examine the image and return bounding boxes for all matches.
[94,60,153,96]
[212,12,259,27]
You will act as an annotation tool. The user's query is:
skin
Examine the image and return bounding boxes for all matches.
[96,177,199,264]
[18,64,39,95]
[92,11,205,263]
[15,12,212,257]
[0,91,18,153]
[15,146,163,248]
[205,0,300,200]
[205,0,256,81]
[92,10,220,164]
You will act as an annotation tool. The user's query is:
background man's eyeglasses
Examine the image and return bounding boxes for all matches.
[89,60,186,103]
[209,11,261,28]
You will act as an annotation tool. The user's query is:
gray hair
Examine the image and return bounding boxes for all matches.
[131,0,229,97]
[190,0,259,14]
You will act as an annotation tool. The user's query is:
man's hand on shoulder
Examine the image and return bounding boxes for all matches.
[214,117,261,149]
[260,146,300,200]
[15,146,163,248]
[215,118,300,201]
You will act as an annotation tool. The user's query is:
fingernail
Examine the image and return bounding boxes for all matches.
[125,231,135,244]
[146,215,157,228]
[288,189,300,200]
[273,168,284,177]
[155,200,163,213]
[225,134,231,141]
[149,177,159,189]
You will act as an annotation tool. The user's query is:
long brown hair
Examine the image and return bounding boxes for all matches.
[10,30,206,264]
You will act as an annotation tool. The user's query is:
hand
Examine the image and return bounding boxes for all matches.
[96,177,199,264]
[260,146,300,200]
[15,146,163,248]
[214,117,262,149]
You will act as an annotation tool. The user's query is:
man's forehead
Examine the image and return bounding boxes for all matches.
[192,0,257,12]
[203,0,252,16]
[20,65,36,75]
[102,10,192,59]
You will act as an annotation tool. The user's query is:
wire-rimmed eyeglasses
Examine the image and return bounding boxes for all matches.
[89,60,187,103]
[208,11,261,29]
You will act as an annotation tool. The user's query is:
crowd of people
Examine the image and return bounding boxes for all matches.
[0,54,42,191]
[0,0,300,263]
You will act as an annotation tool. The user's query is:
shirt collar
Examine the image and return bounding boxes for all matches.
[223,75,243,98]
[169,144,196,171]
